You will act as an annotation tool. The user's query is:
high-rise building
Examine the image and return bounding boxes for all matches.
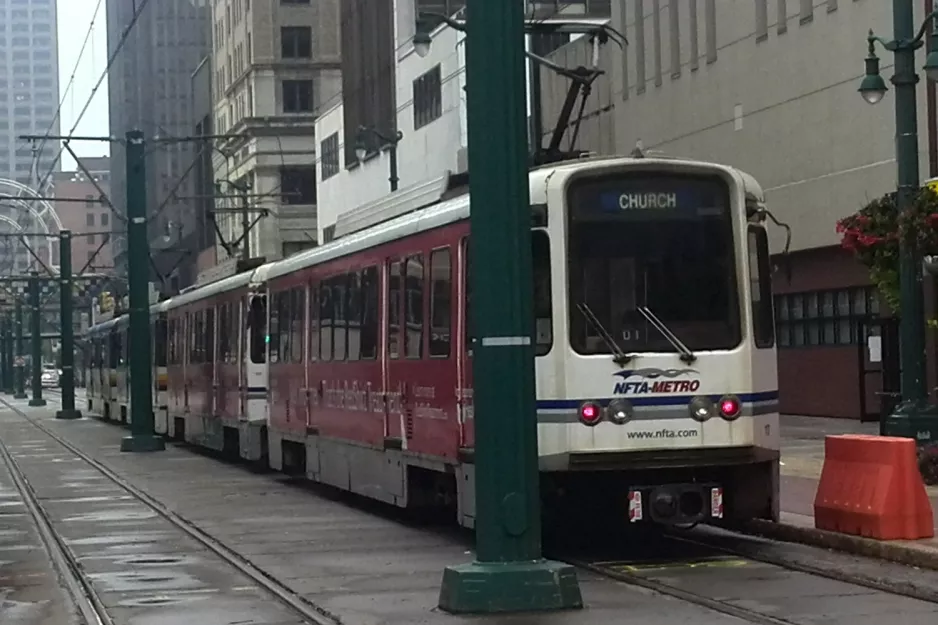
[209,0,341,263]
[105,0,211,286]
[0,0,59,186]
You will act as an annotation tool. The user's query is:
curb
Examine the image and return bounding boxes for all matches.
[743,518,938,571]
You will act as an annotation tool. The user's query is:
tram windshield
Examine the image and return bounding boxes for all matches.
[566,172,741,355]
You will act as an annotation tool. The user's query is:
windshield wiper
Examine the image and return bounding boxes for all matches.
[636,306,697,364]
[576,302,634,366]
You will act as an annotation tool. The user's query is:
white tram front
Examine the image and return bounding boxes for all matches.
[531,156,780,527]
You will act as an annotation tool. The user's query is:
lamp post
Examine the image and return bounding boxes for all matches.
[354,126,403,192]
[859,2,938,440]
[415,5,582,616]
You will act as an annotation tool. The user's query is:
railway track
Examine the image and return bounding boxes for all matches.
[15,392,938,624]
[0,393,340,625]
[557,529,938,625]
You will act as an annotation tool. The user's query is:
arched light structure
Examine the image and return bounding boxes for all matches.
[0,177,64,273]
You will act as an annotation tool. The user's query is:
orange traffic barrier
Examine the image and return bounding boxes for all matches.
[813,434,934,540]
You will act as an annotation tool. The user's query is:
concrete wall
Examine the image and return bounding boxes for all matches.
[315,24,468,242]
[541,0,933,255]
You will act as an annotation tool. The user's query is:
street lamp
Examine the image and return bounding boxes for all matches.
[354,126,403,192]
[413,29,432,59]
[414,6,582,617]
[859,3,938,440]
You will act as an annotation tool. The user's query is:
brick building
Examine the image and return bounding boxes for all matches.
[50,156,114,273]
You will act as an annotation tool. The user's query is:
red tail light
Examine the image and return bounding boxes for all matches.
[719,395,741,420]
[579,401,603,426]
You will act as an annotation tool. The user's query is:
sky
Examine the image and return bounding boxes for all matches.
[56,0,110,170]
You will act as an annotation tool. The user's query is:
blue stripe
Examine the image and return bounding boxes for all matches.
[535,390,779,410]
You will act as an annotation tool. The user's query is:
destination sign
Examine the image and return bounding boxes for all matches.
[569,174,729,221]
[615,192,678,210]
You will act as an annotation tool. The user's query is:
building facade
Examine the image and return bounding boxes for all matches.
[50,157,114,273]
[0,0,59,186]
[316,0,611,241]
[538,0,933,419]
[105,0,211,286]
[208,0,341,263]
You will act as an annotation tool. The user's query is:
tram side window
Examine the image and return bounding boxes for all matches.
[291,287,304,363]
[748,227,775,348]
[219,305,229,363]
[269,292,283,364]
[249,295,266,364]
[309,284,319,361]
[206,308,216,365]
[320,282,333,361]
[347,272,362,362]
[333,275,348,361]
[388,260,402,359]
[361,266,379,360]
[429,247,452,358]
[227,303,237,363]
[532,230,553,356]
[405,254,425,359]
[187,313,195,364]
[154,318,168,367]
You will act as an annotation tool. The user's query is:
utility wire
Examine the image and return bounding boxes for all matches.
[35,0,105,162]
[34,0,154,193]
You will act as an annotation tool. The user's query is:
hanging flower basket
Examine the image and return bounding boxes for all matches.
[836,186,938,315]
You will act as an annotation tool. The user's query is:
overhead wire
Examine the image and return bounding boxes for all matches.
[34,0,155,197]
[35,0,105,163]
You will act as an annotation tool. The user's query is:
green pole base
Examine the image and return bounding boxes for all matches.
[13,392,26,399]
[883,399,938,444]
[28,398,46,407]
[438,559,583,614]
[55,408,82,420]
[120,434,166,453]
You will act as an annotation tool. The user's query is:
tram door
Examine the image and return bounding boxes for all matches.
[457,237,474,449]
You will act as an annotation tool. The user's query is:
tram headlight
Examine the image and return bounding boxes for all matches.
[606,398,633,424]
[718,395,742,421]
[688,396,714,422]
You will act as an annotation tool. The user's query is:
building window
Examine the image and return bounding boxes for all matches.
[775,287,880,348]
[88,234,96,245]
[85,194,95,207]
[101,212,109,227]
[279,166,317,204]
[282,79,313,113]
[413,64,442,130]
[320,132,340,180]
[281,26,312,58]
[86,213,94,226]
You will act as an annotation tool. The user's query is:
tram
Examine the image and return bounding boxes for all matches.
[84,155,781,528]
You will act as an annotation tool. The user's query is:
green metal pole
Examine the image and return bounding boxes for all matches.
[14,296,25,399]
[120,130,163,452]
[883,0,938,440]
[436,0,581,614]
[28,272,45,407]
[0,315,9,394]
[55,231,81,419]
[4,313,12,395]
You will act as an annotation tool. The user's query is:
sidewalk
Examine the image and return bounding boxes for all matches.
[753,414,938,569]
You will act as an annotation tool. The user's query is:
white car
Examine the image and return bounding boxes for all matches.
[41,366,60,388]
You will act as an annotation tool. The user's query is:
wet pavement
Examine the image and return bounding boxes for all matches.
[0,396,310,625]
[4,393,938,624]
